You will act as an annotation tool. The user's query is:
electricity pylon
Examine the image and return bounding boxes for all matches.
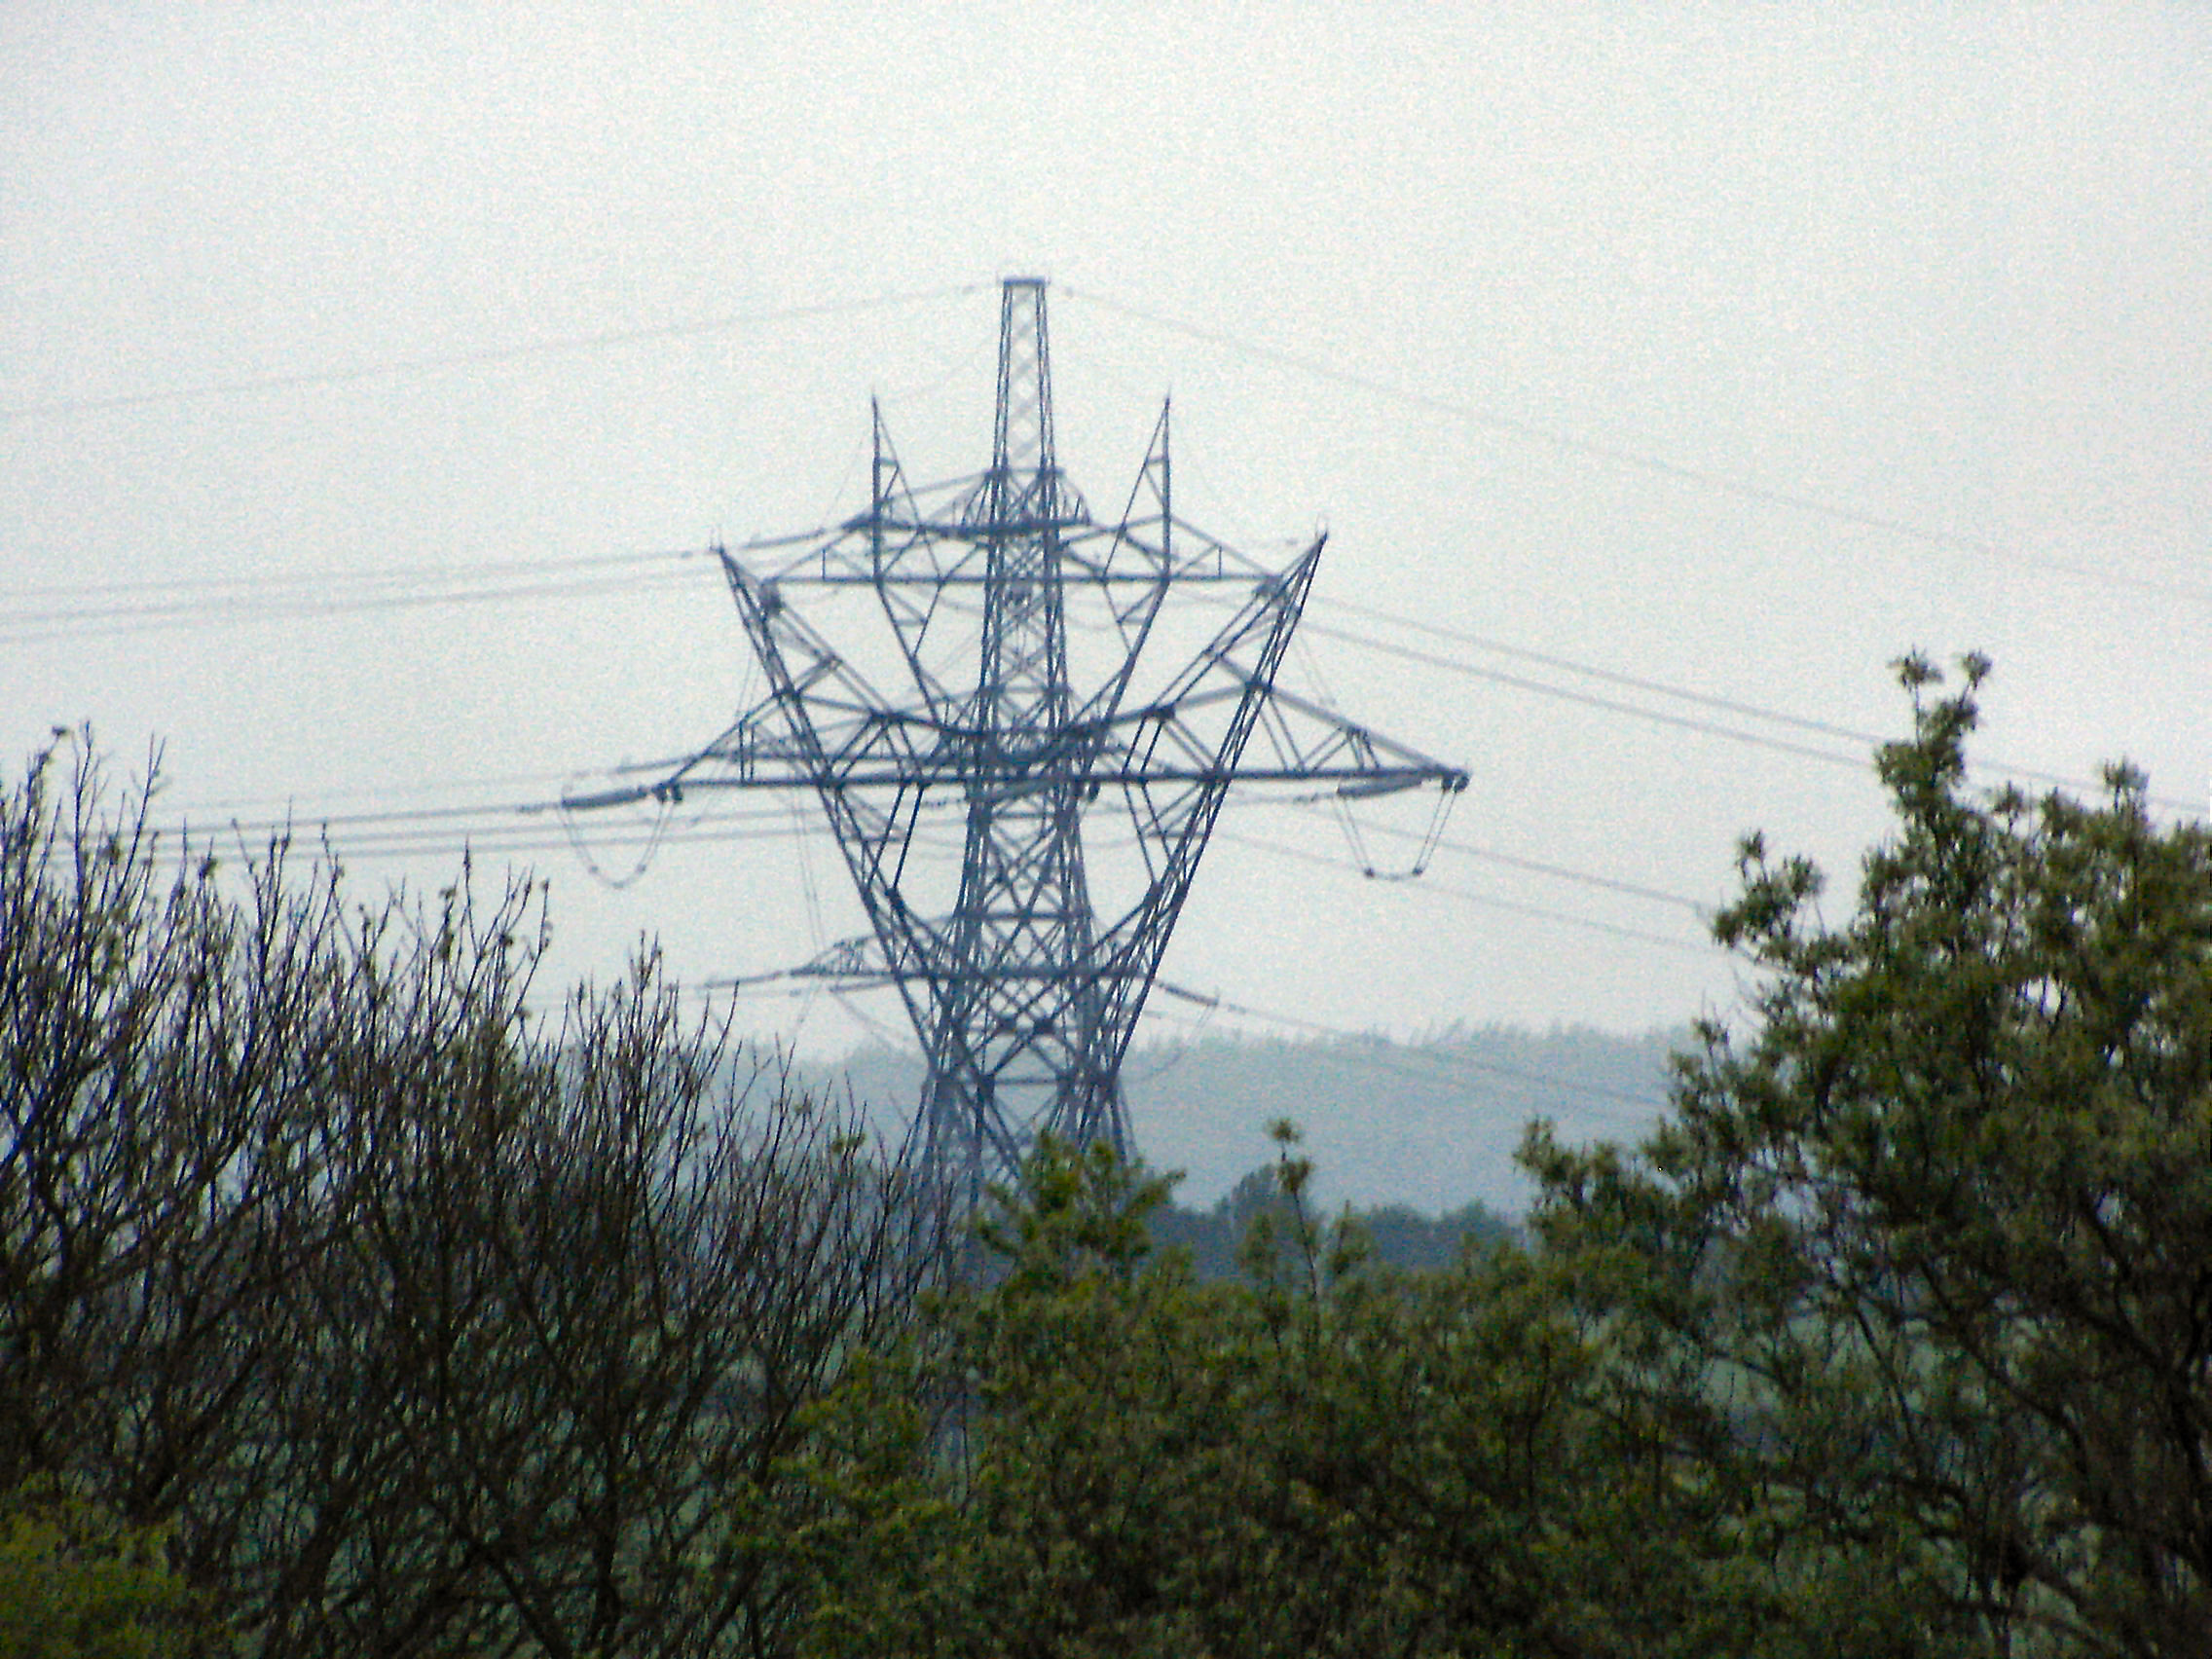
[571,277,1466,1203]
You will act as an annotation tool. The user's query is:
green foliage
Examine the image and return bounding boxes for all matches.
[769,1346,978,1659]
[789,659,2209,1655]
[1529,656,2212,1656]
[789,1130,1757,1658]
[0,1479,202,1659]
[19,662,2204,1656]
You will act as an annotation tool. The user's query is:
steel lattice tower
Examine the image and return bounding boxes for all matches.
[573,278,1466,1203]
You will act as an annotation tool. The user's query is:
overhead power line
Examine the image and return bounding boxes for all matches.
[0,546,686,605]
[0,283,992,422]
[1304,616,1866,768]
[0,549,702,645]
[1208,828,1714,959]
[1307,608,2201,817]
[21,538,2184,815]
[150,762,1717,973]
[1329,597,1880,747]
[1261,800,1712,915]
[162,804,923,868]
[1060,285,2212,610]
[13,276,2198,613]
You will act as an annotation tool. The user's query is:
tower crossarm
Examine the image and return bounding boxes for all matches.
[756,522,1267,587]
[1213,684,1470,795]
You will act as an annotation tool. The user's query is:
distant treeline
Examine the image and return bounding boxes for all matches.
[822,1021,1678,1218]
[1147,1161,1517,1279]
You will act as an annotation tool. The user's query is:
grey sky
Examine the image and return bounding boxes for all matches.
[6,4,2207,1055]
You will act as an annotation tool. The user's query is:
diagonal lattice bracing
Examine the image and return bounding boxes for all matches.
[571,277,1467,1205]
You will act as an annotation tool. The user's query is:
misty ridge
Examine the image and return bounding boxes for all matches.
[799,1021,1678,1221]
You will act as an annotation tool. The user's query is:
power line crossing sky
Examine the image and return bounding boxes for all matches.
[6,4,2206,1051]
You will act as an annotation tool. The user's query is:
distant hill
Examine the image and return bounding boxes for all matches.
[800,1023,1681,1219]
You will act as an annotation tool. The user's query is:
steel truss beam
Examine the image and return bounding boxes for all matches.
[574,278,1466,1204]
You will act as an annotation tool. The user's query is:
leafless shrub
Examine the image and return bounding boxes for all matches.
[1,733,947,1657]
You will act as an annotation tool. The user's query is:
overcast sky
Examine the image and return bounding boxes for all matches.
[6,4,2207,1067]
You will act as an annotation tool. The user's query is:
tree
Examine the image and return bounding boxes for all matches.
[1,734,313,1555]
[791,1129,1752,1658]
[2,733,947,1657]
[1528,656,2212,1656]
